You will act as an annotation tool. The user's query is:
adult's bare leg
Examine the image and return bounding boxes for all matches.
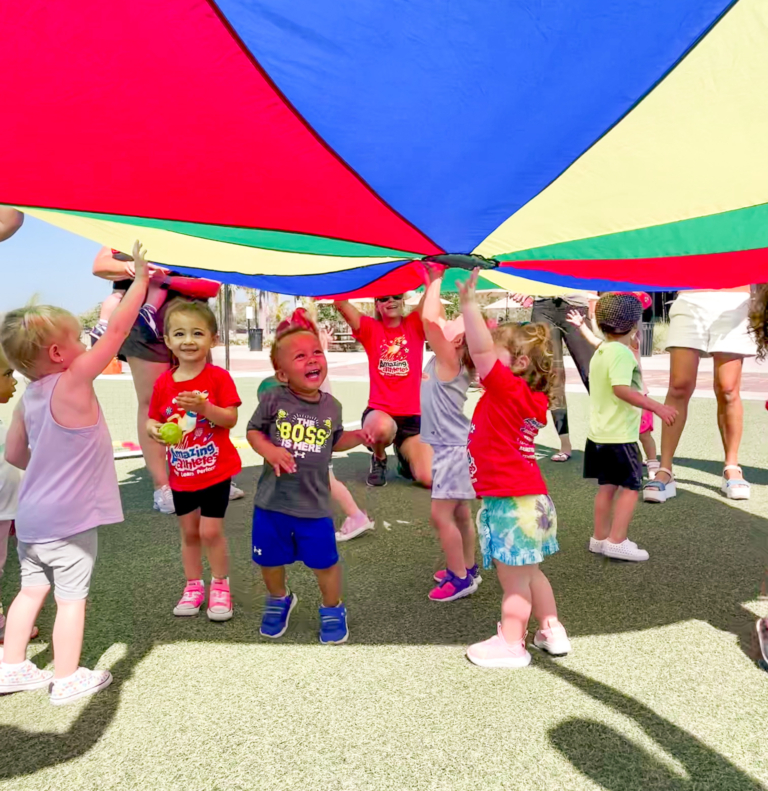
[127,357,171,490]
[656,348,699,485]
[362,410,396,459]
[399,435,433,488]
[713,353,745,479]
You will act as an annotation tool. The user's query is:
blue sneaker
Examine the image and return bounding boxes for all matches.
[260,592,297,638]
[319,603,349,645]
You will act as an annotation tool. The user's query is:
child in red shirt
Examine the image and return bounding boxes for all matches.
[147,300,241,622]
[460,270,571,669]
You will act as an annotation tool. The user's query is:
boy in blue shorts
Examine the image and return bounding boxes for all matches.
[246,321,370,644]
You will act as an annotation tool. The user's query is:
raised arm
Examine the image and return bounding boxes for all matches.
[334,300,363,332]
[72,241,151,381]
[92,245,136,282]
[164,274,221,300]
[566,309,601,349]
[422,266,459,376]
[0,207,23,242]
[459,269,497,380]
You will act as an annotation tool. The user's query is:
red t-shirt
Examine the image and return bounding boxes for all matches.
[148,364,242,492]
[467,360,549,497]
[353,312,425,416]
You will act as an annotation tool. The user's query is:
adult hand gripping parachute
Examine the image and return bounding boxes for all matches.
[2,0,767,297]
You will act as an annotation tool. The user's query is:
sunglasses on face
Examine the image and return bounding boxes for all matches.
[375,295,403,303]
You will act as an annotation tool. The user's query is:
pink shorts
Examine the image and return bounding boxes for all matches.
[640,409,654,435]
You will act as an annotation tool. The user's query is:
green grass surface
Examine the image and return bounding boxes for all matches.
[1,393,768,790]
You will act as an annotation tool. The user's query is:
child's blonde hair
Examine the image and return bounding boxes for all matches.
[0,304,78,379]
[492,321,556,398]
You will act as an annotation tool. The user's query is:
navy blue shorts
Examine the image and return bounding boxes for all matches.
[252,508,339,570]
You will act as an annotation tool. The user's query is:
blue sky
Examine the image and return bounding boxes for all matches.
[0,216,104,315]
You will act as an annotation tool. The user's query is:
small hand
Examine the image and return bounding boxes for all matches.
[566,309,584,328]
[174,391,208,413]
[421,261,444,287]
[509,292,535,308]
[147,422,165,443]
[358,428,375,446]
[458,268,480,305]
[654,403,678,426]
[132,240,149,282]
[265,446,297,477]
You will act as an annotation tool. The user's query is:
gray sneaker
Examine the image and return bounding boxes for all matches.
[367,454,387,487]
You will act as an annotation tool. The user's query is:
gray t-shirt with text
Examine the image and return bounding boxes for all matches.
[247,386,343,518]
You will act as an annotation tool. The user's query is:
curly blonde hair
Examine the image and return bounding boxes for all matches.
[748,284,768,361]
[492,321,556,398]
[0,304,78,379]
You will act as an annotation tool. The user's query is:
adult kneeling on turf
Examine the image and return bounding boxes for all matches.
[335,294,432,488]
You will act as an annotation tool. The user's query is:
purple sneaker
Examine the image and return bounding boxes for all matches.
[433,563,482,585]
[429,569,478,602]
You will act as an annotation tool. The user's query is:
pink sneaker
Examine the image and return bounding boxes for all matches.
[336,512,374,542]
[533,624,572,656]
[207,578,233,622]
[173,579,205,616]
[428,570,478,602]
[466,624,531,668]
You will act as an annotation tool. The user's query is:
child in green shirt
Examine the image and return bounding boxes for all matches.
[583,294,677,562]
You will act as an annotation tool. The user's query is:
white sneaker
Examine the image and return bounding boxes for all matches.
[229,481,245,500]
[533,624,572,656]
[588,537,605,554]
[602,539,649,562]
[153,485,175,514]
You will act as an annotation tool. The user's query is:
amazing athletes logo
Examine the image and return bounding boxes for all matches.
[377,334,410,377]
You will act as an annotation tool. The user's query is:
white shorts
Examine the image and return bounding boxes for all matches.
[430,445,476,501]
[666,292,756,357]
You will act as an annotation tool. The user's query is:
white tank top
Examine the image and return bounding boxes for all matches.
[15,373,123,543]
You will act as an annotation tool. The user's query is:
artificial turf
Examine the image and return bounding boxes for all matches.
[1,389,767,790]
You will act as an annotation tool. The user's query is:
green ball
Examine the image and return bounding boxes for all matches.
[257,375,283,401]
[159,422,184,446]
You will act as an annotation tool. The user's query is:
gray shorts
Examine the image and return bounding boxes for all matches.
[17,529,98,601]
[431,445,476,501]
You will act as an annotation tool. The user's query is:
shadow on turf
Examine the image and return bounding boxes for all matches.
[1,451,766,779]
[544,662,765,790]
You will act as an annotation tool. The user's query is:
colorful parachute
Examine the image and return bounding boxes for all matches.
[2,0,767,296]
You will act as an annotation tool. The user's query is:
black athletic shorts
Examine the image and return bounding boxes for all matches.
[361,407,421,450]
[583,440,643,490]
[171,478,232,518]
[117,287,184,363]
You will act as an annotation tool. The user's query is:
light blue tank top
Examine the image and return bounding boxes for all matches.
[420,356,471,447]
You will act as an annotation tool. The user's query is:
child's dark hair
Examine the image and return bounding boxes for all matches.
[748,284,768,360]
[270,308,321,370]
[164,298,218,335]
[492,321,556,398]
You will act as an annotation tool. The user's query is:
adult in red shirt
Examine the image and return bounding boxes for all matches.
[335,294,432,487]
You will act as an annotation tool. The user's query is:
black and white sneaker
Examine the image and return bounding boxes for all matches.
[138,305,160,340]
[367,454,387,487]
